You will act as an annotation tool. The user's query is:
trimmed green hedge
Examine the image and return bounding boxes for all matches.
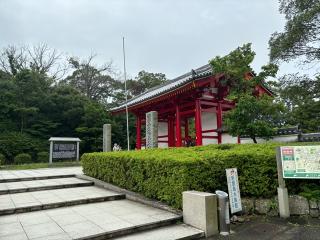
[81,143,320,209]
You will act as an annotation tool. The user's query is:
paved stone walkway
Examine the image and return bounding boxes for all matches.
[0,167,204,240]
[211,215,320,240]
[0,167,83,182]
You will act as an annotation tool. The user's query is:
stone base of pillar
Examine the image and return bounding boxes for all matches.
[278,187,290,218]
[183,191,218,237]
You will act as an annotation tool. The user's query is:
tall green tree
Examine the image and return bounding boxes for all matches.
[127,71,167,97]
[269,0,320,66]
[65,56,117,103]
[209,44,283,142]
[277,74,320,132]
[224,94,283,143]
[210,43,278,99]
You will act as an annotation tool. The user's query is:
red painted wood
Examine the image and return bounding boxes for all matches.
[136,115,141,150]
[168,117,175,147]
[195,99,203,146]
[202,129,217,133]
[202,135,219,139]
[158,135,168,138]
[175,105,182,147]
[184,118,189,139]
[180,109,195,116]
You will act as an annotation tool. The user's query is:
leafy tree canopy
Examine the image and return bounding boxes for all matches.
[209,43,278,99]
[269,0,320,66]
[127,70,167,97]
[277,74,320,132]
[224,94,284,143]
[210,43,283,142]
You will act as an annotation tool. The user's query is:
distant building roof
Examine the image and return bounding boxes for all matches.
[49,137,81,142]
[111,63,273,113]
[111,64,212,112]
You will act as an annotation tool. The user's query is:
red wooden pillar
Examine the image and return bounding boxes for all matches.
[175,105,182,147]
[167,117,174,147]
[217,102,223,144]
[184,118,189,139]
[195,99,203,146]
[136,115,141,150]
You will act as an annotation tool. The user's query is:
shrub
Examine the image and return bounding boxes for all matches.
[81,142,320,209]
[0,153,5,165]
[14,153,33,165]
[37,151,49,162]
[0,132,47,163]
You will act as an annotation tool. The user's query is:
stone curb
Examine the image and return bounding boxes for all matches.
[0,194,125,216]
[76,174,182,215]
[0,174,76,183]
[0,181,94,195]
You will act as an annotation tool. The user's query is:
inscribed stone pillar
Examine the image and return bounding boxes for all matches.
[146,111,158,148]
[103,124,112,152]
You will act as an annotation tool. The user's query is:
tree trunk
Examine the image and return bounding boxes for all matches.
[252,136,257,144]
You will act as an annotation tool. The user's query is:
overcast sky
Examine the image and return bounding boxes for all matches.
[0,0,295,79]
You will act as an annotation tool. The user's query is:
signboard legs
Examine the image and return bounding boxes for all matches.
[76,142,80,161]
[49,141,53,164]
[276,147,290,218]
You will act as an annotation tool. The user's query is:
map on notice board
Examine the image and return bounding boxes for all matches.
[280,146,320,179]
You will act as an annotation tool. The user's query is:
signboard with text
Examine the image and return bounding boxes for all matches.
[280,146,320,179]
[52,142,77,159]
[226,168,242,214]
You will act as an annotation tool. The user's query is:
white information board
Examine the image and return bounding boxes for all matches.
[280,146,320,179]
[226,168,242,214]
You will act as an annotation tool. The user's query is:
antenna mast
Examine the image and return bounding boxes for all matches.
[122,37,130,150]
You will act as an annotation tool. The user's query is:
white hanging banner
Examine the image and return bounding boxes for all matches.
[226,168,242,213]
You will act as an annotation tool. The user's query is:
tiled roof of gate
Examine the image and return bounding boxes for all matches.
[111,64,213,112]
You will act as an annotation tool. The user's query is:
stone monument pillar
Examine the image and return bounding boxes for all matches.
[103,124,112,152]
[146,111,158,148]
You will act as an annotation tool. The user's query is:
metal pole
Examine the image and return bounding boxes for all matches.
[123,37,130,151]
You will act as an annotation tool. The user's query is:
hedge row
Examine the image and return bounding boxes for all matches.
[81,143,320,209]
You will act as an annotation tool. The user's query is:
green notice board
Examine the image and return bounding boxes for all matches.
[280,146,320,179]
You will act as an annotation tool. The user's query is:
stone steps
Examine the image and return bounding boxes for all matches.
[0,200,190,240]
[112,224,205,240]
[0,177,94,194]
[0,174,76,183]
[0,168,204,240]
[0,186,125,216]
[0,167,83,183]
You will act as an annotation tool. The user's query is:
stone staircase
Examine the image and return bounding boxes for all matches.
[0,168,204,239]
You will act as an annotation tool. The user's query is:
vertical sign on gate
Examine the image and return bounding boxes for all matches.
[226,168,242,214]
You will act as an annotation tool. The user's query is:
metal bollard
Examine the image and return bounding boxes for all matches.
[215,190,230,236]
